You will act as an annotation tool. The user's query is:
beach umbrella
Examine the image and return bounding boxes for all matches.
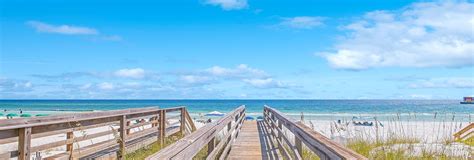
[245,116,255,120]
[6,113,18,117]
[35,114,49,117]
[20,114,32,117]
[205,111,225,116]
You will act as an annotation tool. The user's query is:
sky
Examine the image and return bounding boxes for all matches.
[0,0,473,99]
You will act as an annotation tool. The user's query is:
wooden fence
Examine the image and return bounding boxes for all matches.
[145,105,245,160]
[0,106,196,160]
[264,105,367,160]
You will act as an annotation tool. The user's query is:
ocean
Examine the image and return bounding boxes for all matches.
[0,100,472,121]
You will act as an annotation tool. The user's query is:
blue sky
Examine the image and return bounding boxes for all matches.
[0,0,473,99]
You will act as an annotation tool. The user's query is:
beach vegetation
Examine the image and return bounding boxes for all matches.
[300,112,474,160]
[125,133,184,160]
[301,147,320,160]
[125,132,210,160]
[457,136,474,147]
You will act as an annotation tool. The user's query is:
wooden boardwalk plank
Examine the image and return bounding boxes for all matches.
[227,121,281,160]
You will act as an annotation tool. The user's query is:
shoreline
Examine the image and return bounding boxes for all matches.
[1,110,472,122]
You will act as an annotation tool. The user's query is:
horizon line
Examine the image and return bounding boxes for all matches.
[0,98,460,101]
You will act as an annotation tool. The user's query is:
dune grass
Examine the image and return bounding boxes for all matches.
[125,133,184,160]
[346,136,418,159]
[345,136,474,160]
[457,136,474,146]
[309,112,473,159]
[301,148,320,160]
[125,133,210,160]
[346,136,420,157]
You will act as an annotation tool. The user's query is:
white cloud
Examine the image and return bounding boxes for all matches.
[280,16,325,29]
[7,64,302,98]
[97,82,115,90]
[409,77,474,89]
[409,94,433,99]
[0,78,34,92]
[180,75,214,85]
[114,68,146,79]
[323,1,474,70]
[79,83,92,90]
[27,21,98,35]
[205,64,268,78]
[243,78,292,89]
[204,0,248,10]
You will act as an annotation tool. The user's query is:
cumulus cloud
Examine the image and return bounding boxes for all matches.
[166,64,300,90]
[204,0,248,10]
[180,75,214,85]
[243,78,293,89]
[279,16,325,29]
[26,21,121,41]
[323,1,474,70]
[9,64,302,98]
[169,64,270,87]
[0,78,34,92]
[32,68,157,80]
[409,94,433,99]
[205,64,268,78]
[97,82,115,90]
[114,68,146,79]
[409,77,474,89]
[27,21,98,35]
[31,72,97,81]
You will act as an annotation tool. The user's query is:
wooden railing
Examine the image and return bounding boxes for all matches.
[0,106,196,160]
[146,105,245,160]
[454,123,474,140]
[264,105,367,160]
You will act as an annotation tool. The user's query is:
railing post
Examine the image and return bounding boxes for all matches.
[118,115,127,160]
[180,108,186,135]
[18,127,32,160]
[207,138,215,155]
[159,110,166,147]
[126,121,131,134]
[66,131,74,157]
[151,116,156,127]
[278,120,282,141]
[295,136,303,158]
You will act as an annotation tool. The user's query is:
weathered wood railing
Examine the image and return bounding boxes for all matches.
[264,105,367,160]
[454,123,473,140]
[0,106,196,160]
[146,105,245,160]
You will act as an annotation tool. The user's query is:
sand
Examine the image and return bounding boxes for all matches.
[305,120,471,143]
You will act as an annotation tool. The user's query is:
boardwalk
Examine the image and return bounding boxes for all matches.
[228,121,280,160]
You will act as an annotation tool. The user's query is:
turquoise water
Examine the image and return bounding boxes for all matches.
[0,100,472,121]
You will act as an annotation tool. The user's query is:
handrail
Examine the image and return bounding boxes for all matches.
[0,107,159,130]
[146,105,246,160]
[264,105,367,160]
[0,106,195,160]
[454,123,474,140]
